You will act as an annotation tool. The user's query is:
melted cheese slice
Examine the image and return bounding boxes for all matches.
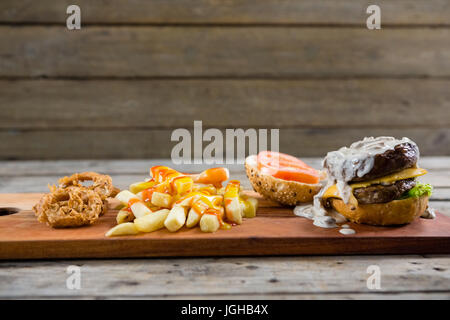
[350,167,427,188]
[322,167,427,201]
[322,185,359,207]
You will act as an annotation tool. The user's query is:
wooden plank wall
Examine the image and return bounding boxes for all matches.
[0,0,449,159]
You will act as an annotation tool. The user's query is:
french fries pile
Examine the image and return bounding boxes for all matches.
[105,166,258,237]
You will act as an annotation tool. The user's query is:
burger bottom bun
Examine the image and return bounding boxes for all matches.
[245,155,323,206]
[330,195,429,226]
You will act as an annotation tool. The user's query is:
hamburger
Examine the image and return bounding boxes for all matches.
[318,136,433,226]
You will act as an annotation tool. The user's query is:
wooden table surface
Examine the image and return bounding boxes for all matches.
[0,158,449,299]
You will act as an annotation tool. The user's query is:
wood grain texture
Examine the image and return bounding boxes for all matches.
[1,128,449,159]
[1,0,449,25]
[0,193,449,260]
[1,256,449,298]
[0,159,254,176]
[1,26,450,78]
[1,157,449,176]
[2,79,449,129]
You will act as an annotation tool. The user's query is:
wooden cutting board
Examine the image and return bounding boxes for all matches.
[0,192,449,259]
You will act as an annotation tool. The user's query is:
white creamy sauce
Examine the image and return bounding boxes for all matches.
[339,223,355,235]
[313,215,337,228]
[324,136,416,204]
[293,203,316,220]
[339,228,356,235]
[421,207,436,219]
[294,136,416,234]
[293,203,346,228]
[293,203,336,228]
[331,211,347,224]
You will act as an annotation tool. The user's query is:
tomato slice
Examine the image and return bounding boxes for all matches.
[257,151,319,184]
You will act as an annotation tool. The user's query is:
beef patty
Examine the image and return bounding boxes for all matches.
[323,142,418,183]
[352,178,416,204]
[349,143,419,182]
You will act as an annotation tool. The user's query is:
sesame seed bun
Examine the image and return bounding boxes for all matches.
[330,195,429,226]
[245,155,323,206]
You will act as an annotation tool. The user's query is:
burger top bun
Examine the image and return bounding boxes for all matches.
[245,155,324,206]
[330,195,429,226]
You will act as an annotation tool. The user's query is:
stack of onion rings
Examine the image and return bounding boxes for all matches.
[33,172,118,228]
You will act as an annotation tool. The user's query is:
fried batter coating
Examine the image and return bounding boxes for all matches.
[58,172,115,201]
[33,186,103,228]
[33,172,118,228]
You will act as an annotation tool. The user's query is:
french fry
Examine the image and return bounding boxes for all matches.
[129,181,155,194]
[192,183,207,190]
[135,191,144,200]
[116,208,135,224]
[115,190,140,205]
[224,181,243,224]
[151,192,173,208]
[130,201,152,218]
[200,213,220,233]
[171,193,181,204]
[105,222,139,237]
[192,167,230,187]
[176,193,201,207]
[134,209,170,233]
[109,165,253,237]
[225,197,242,224]
[186,208,201,228]
[192,183,217,195]
[242,197,258,218]
[164,206,187,232]
[173,176,194,195]
[216,187,225,195]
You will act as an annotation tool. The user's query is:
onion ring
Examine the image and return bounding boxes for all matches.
[33,172,118,228]
[34,186,103,228]
[58,172,116,200]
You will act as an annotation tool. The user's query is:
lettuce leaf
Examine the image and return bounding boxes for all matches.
[406,183,433,198]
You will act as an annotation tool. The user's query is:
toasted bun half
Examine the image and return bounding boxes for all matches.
[245,155,323,205]
[330,195,428,226]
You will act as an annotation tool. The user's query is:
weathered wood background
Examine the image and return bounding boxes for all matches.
[1,0,449,159]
